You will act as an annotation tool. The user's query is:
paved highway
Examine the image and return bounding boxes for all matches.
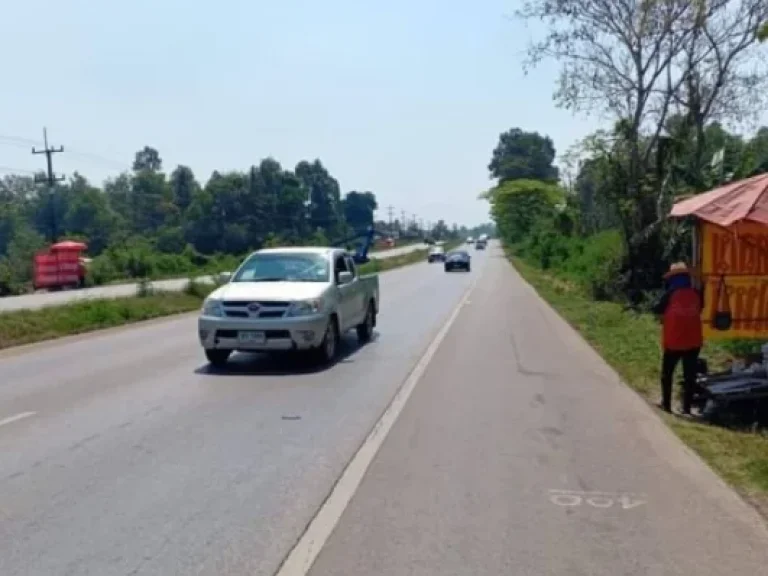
[0,242,428,312]
[2,243,767,576]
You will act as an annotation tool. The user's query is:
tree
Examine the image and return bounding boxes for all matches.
[0,142,469,293]
[667,0,768,191]
[132,146,163,172]
[488,128,559,183]
[516,1,696,239]
[516,1,768,295]
[64,173,116,254]
[742,126,768,176]
[342,191,377,230]
[296,160,343,239]
[432,219,449,239]
[482,179,564,244]
[170,165,199,214]
[130,170,175,232]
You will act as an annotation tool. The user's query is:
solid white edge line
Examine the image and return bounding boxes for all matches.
[0,411,36,428]
[273,274,481,576]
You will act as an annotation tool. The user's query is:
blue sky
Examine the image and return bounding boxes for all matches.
[0,0,689,226]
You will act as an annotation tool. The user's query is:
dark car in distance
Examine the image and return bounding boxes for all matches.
[444,250,471,272]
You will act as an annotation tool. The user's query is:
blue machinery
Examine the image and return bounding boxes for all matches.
[334,226,429,265]
[333,226,382,265]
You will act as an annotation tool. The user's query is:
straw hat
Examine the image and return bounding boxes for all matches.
[664,261,691,279]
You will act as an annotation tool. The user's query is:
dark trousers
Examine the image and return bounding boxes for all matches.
[661,348,701,414]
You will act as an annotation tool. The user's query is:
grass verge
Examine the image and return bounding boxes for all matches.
[510,254,768,514]
[0,244,456,351]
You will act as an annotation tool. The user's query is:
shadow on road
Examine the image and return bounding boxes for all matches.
[194,332,379,377]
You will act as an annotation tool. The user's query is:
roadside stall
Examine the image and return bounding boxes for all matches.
[33,240,89,291]
[669,173,768,425]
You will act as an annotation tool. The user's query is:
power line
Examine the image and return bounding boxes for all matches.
[65,148,129,170]
[32,128,65,243]
[0,165,38,175]
[0,133,128,171]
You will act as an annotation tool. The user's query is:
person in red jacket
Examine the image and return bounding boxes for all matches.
[652,262,704,414]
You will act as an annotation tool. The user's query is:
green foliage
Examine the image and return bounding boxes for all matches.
[486,122,768,306]
[488,128,559,183]
[342,191,377,230]
[517,226,625,302]
[0,145,460,296]
[0,242,441,350]
[0,290,215,350]
[184,278,216,299]
[484,179,564,244]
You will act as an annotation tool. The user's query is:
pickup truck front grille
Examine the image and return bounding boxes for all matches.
[222,301,290,307]
[257,311,285,318]
[222,300,290,319]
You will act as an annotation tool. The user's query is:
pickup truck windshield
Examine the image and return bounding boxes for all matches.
[232,253,330,283]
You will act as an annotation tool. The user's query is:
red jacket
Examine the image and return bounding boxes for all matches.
[655,287,704,351]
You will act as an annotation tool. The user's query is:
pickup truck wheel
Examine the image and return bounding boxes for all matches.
[316,318,339,364]
[357,303,375,343]
[205,349,231,368]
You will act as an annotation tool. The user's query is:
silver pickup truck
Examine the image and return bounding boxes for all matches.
[198,247,379,367]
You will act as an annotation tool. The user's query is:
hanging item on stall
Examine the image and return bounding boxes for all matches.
[712,275,733,331]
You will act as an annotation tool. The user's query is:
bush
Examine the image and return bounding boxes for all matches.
[82,242,243,287]
[184,278,215,298]
[0,291,211,350]
[514,219,625,302]
[561,230,625,301]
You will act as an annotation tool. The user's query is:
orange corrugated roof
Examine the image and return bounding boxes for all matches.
[670,173,768,227]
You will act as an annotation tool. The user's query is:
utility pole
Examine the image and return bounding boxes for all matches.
[32,128,65,243]
[386,205,394,234]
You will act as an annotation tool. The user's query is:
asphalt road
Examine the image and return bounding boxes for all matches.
[308,246,768,576]
[0,244,479,576]
[2,243,767,576]
[0,242,428,312]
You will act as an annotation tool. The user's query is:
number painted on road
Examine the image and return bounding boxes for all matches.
[548,489,646,510]
[550,494,582,506]
[586,496,613,508]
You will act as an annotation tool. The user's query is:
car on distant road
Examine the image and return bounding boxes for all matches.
[475,239,487,250]
[466,236,474,245]
[198,247,379,368]
[427,245,446,263]
[444,250,471,272]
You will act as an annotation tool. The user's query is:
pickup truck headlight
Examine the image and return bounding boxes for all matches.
[287,299,323,317]
[201,298,224,317]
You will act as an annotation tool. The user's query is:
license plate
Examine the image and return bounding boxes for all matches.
[238,331,266,345]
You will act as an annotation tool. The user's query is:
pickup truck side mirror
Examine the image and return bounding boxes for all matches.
[218,271,232,284]
[337,271,354,284]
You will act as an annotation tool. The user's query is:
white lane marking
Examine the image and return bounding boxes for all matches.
[548,489,646,510]
[0,411,36,428]
[274,276,480,576]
